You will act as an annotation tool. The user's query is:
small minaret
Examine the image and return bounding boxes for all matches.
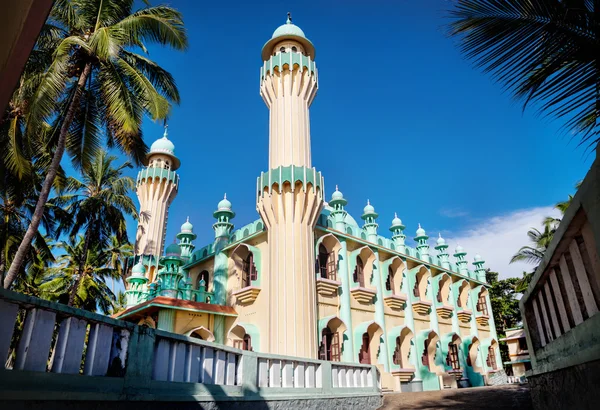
[212,195,235,306]
[361,200,379,243]
[134,125,180,281]
[390,213,406,253]
[435,233,450,269]
[157,243,184,298]
[125,261,148,307]
[329,186,348,231]
[454,245,469,275]
[213,194,235,243]
[473,254,487,282]
[177,217,196,264]
[414,224,430,262]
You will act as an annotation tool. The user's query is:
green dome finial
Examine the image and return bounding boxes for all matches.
[287,11,292,24]
[180,216,193,233]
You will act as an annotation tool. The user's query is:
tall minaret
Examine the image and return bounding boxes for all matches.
[134,126,180,281]
[256,13,324,358]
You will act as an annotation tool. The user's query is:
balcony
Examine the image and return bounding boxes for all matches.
[384,294,407,310]
[412,300,432,315]
[350,287,377,304]
[316,277,341,297]
[436,305,454,320]
[232,286,261,304]
[457,309,472,323]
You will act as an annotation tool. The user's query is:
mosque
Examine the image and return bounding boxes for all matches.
[117,14,502,392]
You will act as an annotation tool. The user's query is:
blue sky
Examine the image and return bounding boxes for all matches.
[96,0,593,279]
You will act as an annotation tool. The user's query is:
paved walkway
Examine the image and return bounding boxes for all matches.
[380,384,533,410]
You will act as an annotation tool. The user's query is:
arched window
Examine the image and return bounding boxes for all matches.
[393,336,402,365]
[242,253,257,287]
[476,291,489,315]
[359,333,370,364]
[291,46,297,52]
[279,46,286,53]
[317,244,336,280]
[243,334,252,351]
[422,339,430,367]
[319,327,340,362]
[386,266,395,294]
[191,332,204,340]
[354,256,365,287]
[486,346,497,370]
[447,343,460,370]
[198,270,209,290]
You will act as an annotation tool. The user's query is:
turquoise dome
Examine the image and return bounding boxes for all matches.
[131,261,146,276]
[165,243,181,257]
[416,224,427,237]
[455,245,465,254]
[363,201,375,214]
[391,213,403,227]
[437,234,446,246]
[272,20,306,39]
[150,136,175,155]
[474,254,483,262]
[261,13,316,61]
[218,194,232,210]
[180,217,193,233]
[331,187,344,200]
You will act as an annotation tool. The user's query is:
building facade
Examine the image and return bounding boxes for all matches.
[118,15,502,392]
[499,327,531,378]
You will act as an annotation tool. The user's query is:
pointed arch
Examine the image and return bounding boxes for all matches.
[315,234,342,281]
[418,330,444,375]
[385,256,406,295]
[437,273,452,304]
[230,243,262,288]
[442,332,463,372]
[354,320,384,365]
[456,279,471,308]
[350,246,377,289]
[463,335,483,373]
[186,326,215,342]
[228,323,260,351]
[413,265,431,300]
[388,326,415,369]
[318,316,347,362]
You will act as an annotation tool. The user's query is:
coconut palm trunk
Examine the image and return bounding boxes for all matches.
[4,63,92,289]
[68,213,95,306]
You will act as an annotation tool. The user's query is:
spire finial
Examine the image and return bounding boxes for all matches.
[418,223,422,229]
[335,184,338,191]
[287,12,292,24]
[186,216,189,222]
[224,193,227,199]
[439,232,442,238]
[367,199,370,205]
[163,123,169,138]
[395,212,398,218]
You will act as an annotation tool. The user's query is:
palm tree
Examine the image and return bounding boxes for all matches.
[4,0,187,289]
[55,150,137,306]
[44,237,118,314]
[448,1,596,146]
[105,235,134,290]
[510,219,559,266]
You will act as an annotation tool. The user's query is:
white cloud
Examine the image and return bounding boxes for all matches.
[439,207,470,218]
[448,206,561,280]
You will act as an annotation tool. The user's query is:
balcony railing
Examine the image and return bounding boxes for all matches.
[520,159,600,376]
[0,288,380,404]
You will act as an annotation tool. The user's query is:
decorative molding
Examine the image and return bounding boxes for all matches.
[476,314,490,326]
[457,309,472,323]
[436,305,454,320]
[316,277,341,297]
[350,287,376,304]
[233,286,261,305]
[412,300,432,315]
[391,368,415,382]
[384,294,407,310]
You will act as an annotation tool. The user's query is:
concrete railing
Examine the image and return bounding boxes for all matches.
[0,288,381,407]
[520,158,600,378]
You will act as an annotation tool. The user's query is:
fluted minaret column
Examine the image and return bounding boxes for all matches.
[134,126,180,281]
[257,14,323,358]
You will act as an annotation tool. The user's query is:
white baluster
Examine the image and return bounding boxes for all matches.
[52,317,87,374]
[15,308,56,372]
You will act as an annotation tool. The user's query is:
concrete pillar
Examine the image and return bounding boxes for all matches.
[338,238,354,362]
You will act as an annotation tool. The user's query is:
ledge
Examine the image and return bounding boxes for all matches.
[350,287,376,304]
[384,294,407,310]
[457,309,472,323]
[316,277,341,297]
[391,368,415,382]
[448,369,463,380]
[232,286,261,304]
[476,314,490,326]
[436,305,454,319]
[412,300,432,315]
